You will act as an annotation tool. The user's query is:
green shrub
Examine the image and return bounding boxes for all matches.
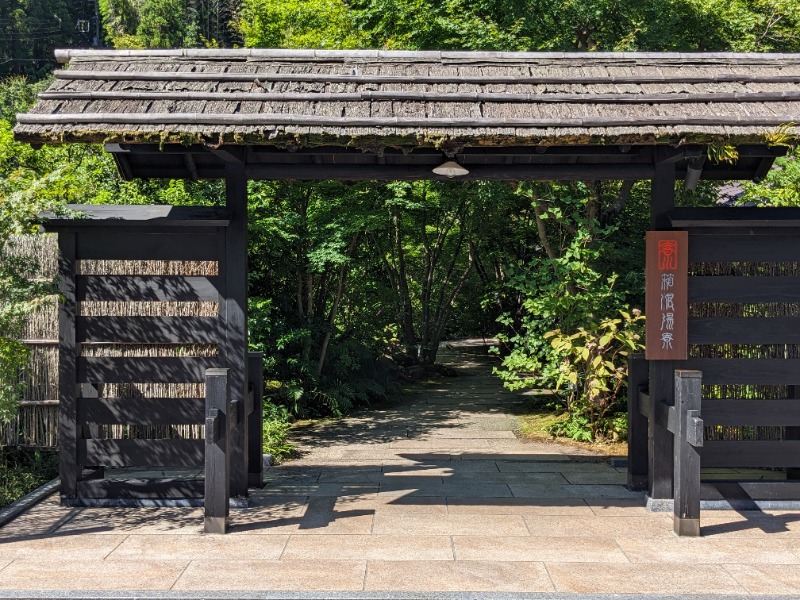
[545,309,645,441]
[262,401,295,463]
[0,448,58,509]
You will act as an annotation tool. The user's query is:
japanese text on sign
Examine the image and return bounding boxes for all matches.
[645,232,688,360]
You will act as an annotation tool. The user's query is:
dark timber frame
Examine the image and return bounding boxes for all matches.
[629,208,800,536]
[42,206,264,531]
[17,49,800,533]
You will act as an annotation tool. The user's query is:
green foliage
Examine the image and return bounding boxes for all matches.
[136,0,191,48]
[262,401,295,463]
[741,147,800,207]
[707,143,740,165]
[0,448,58,508]
[494,181,648,442]
[0,0,87,78]
[545,309,645,441]
[99,0,241,48]
[0,242,55,422]
[240,0,368,48]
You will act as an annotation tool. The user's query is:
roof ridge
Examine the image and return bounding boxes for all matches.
[54,48,800,65]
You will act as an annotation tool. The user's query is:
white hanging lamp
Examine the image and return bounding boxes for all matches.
[432,160,469,178]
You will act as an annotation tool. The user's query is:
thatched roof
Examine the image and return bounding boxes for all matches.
[14,49,800,149]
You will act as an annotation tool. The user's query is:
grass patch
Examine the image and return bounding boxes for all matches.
[515,396,628,458]
[0,448,58,509]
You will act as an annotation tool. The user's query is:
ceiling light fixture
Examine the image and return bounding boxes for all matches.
[432,160,469,178]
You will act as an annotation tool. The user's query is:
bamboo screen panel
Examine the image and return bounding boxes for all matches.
[682,229,800,468]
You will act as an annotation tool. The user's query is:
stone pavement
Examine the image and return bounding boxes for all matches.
[1,341,800,597]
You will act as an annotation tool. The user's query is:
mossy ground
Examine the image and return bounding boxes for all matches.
[514,399,628,458]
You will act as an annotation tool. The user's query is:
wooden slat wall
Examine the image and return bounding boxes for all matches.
[78,276,220,302]
[703,441,800,468]
[688,234,800,263]
[76,478,204,499]
[56,223,228,500]
[688,318,800,344]
[79,439,205,468]
[684,228,800,470]
[77,357,218,383]
[78,397,206,425]
[77,231,219,260]
[78,316,220,343]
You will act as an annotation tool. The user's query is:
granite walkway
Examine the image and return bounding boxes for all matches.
[1,341,800,597]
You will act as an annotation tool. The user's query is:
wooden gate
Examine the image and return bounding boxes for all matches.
[44,205,260,517]
[629,207,800,534]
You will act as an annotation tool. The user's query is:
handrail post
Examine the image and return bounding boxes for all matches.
[627,353,649,491]
[205,367,231,534]
[674,369,703,536]
[247,352,265,488]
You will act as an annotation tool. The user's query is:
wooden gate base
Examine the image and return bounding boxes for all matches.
[674,516,700,537]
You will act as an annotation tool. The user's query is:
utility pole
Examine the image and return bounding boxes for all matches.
[92,0,102,48]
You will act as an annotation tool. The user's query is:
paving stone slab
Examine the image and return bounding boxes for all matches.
[364,560,554,592]
[0,560,188,591]
[615,536,800,564]
[173,560,367,591]
[453,536,629,563]
[372,513,529,536]
[282,534,454,561]
[545,562,747,595]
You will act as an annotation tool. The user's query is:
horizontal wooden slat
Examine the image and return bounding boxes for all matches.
[678,359,800,385]
[688,318,800,344]
[77,357,219,383]
[689,234,800,263]
[42,204,230,228]
[21,111,800,129]
[78,317,219,343]
[671,207,800,229]
[77,276,221,301]
[77,232,219,260]
[76,478,204,500]
[688,277,800,303]
[703,441,800,468]
[732,481,800,500]
[78,397,205,425]
[702,399,800,426]
[78,439,204,468]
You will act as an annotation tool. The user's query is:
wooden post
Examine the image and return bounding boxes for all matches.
[786,386,800,479]
[205,367,230,534]
[651,149,677,230]
[673,370,703,537]
[58,231,78,501]
[627,353,649,491]
[649,361,675,499]
[647,153,678,500]
[247,352,264,488]
[224,159,249,499]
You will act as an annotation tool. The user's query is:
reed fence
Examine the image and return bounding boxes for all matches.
[3,234,214,448]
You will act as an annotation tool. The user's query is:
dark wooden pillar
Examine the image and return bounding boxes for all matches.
[673,370,702,536]
[57,231,78,500]
[648,153,677,499]
[627,353,649,491]
[651,149,678,230]
[786,385,800,479]
[224,160,249,499]
[205,367,231,534]
[248,352,265,488]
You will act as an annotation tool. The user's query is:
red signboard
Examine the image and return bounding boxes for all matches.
[645,231,688,360]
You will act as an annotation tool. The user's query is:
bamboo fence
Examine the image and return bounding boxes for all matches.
[3,234,216,447]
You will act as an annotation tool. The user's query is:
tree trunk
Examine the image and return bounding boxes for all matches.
[393,211,417,351]
[315,234,360,377]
